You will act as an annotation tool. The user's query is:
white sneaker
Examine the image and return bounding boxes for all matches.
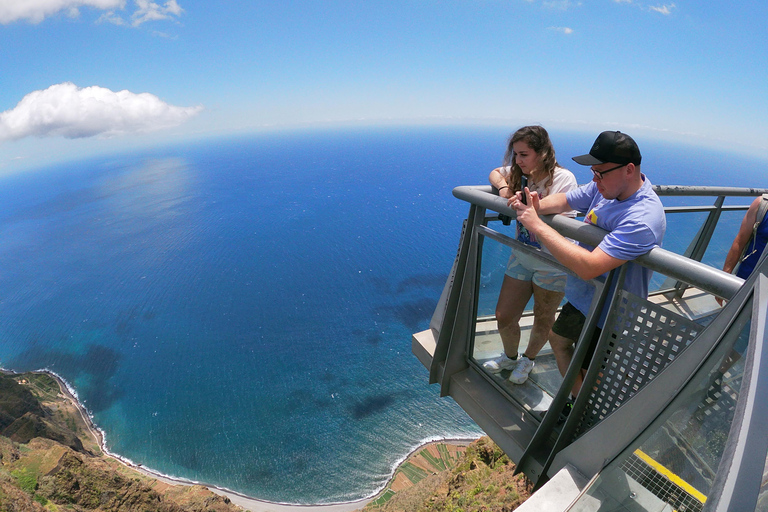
[509,356,535,384]
[482,353,517,373]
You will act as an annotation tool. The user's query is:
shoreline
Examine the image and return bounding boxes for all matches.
[5,368,479,512]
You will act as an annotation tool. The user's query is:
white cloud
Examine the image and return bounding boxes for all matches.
[0,0,181,25]
[0,83,203,141]
[549,26,574,35]
[130,0,182,26]
[96,9,126,25]
[543,0,578,10]
[0,0,123,23]
[650,3,675,14]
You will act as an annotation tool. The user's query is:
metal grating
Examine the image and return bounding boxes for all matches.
[575,291,703,437]
[621,451,705,512]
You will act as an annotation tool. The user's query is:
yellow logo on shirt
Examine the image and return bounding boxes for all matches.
[586,209,598,225]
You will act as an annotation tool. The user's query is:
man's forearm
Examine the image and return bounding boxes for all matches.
[534,221,625,281]
[534,223,594,278]
[538,193,571,215]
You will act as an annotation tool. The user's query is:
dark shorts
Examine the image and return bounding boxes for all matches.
[552,302,602,370]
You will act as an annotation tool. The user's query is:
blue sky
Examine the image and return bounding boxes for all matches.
[1,0,766,172]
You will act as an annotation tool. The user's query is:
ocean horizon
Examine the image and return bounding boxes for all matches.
[1,126,766,504]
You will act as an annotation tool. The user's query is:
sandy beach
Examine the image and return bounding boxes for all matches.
[34,369,475,512]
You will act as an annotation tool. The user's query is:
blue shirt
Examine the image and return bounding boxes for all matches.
[737,209,768,279]
[564,176,666,326]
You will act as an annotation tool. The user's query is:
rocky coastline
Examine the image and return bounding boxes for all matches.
[1,369,492,511]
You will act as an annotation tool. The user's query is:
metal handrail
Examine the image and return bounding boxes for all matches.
[452,185,746,300]
[654,185,768,197]
[421,183,768,507]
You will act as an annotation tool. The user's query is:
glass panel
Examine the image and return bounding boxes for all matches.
[652,209,709,293]
[757,454,768,510]
[567,320,751,512]
[472,230,564,414]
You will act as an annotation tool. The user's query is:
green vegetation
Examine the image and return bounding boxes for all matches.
[11,468,37,493]
[399,462,430,484]
[419,449,446,472]
[369,489,396,507]
[24,373,60,398]
[365,437,531,512]
[436,444,454,466]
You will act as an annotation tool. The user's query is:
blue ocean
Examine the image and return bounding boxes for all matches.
[0,126,764,504]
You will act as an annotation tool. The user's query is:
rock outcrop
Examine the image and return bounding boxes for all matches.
[0,372,242,512]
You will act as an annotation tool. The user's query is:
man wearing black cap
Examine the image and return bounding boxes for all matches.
[511,130,666,402]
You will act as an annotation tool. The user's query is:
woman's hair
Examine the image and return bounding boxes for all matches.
[502,125,559,192]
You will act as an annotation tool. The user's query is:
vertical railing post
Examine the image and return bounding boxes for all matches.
[515,268,620,486]
[429,203,486,396]
[668,195,726,297]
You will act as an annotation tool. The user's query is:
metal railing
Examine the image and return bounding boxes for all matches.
[418,184,768,511]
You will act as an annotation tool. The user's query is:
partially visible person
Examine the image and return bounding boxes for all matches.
[483,126,577,384]
[711,194,768,382]
[511,131,666,403]
[722,194,768,279]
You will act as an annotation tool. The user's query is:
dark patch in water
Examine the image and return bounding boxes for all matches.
[115,306,156,336]
[351,328,382,346]
[288,389,314,401]
[284,390,315,413]
[242,467,275,485]
[395,273,447,293]
[368,276,393,294]
[288,452,310,473]
[350,394,394,420]
[374,297,437,332]
[173,447,200,470]
[8,343,122,413]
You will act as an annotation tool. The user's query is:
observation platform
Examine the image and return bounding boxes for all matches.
[413,184,768,511]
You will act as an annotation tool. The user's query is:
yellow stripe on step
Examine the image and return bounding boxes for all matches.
[634,449,707,505]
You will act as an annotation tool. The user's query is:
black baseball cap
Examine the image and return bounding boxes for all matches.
[572,131,642,166]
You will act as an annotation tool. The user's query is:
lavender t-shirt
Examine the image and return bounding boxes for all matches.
[564,176,666,325]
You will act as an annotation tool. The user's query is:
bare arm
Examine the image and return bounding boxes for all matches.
[537,192,571,215]
[527,221,627,280]
[722,196,761,274]
[506,191,571,214]
[513,189,626,281]
[489,168,514,199]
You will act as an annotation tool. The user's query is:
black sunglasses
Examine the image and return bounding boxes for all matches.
[591,163,626,180]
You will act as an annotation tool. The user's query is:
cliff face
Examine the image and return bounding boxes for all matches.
[0,372,241,512]
[0,372,84,452]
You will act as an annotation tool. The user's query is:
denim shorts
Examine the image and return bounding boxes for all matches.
[505,249,567,293]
